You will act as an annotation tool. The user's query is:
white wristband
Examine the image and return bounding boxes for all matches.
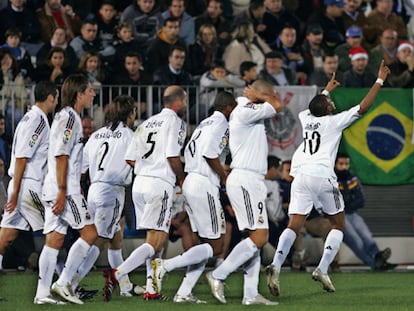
[375,78,384,86]
[321,89,330,96]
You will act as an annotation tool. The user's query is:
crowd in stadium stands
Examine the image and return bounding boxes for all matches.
[0,0,403,288]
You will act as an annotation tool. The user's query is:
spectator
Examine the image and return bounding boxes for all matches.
[0,0,40,50]
[161,0,195,46]
[368,28,398,73]
[112,22,143,69]
[301,23,327,76]
[95,0,119,54]
[308,52,344,87]
[231,0,250,15]
[335,24,364,72]
[199,60,244,116]
[120,0,163,52]
[0,113,10,170]
[194,0,232,47]
[188,24,221,79]
[63,0,94,21]
[240,61,258,85]
[271,24,306,83]
[78,51,106,85]
[342,46,376,87]
[110,52,152,120]
[364,0,407,49]
[258,51,297,86]
[262,0,301,46]
[0,49,28,133]
[386,41,414,88]
[70,20,115,64]
[308,0,346,49]
[36,27,78,72]
[36,0,82,43]
[153,45,193,86]
[342,0,369,30]
[223,21,271,75]
[147,17,184,73]
[335,152,397,270]
[1,28,34,84]
[184,0,208,17]
[34,46,72,84]
[232,0,266,37]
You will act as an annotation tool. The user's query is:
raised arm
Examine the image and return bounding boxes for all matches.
[358,60,390,115]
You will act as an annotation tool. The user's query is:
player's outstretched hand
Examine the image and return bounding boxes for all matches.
[325,72,341,92]
[378,60,391,81]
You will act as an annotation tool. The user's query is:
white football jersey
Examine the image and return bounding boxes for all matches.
[8,106,49,181]
[83,122,134,186]
[229,97,277,175]
[291,105,360,179]
[125,108,186,186]
[184,111,229,187]
[42,107,84,200]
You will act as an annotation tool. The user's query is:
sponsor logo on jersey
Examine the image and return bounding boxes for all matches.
[29,133,39,147]
[63,129,72,143]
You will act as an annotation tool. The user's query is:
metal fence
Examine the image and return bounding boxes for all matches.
[0,83,246,134]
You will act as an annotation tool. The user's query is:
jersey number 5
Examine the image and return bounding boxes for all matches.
[303,131,321,155]
[142,132,157,159]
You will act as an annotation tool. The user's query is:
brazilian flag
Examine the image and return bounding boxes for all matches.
[332,88,414,185]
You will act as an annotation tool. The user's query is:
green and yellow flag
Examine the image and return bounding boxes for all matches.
[332,88,414,185]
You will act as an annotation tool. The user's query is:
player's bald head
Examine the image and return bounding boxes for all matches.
[163,86,187,106]
[251,80,276,97]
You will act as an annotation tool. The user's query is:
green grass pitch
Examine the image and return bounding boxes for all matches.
[1,269,413,311]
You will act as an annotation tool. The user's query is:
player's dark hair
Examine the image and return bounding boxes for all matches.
[34,81,58,103]
[267,156,281,170]
[105,95,135,131]
[309,94,329,117]
[61,74,89,109]
[336,152,350,162]
[213,91,236,112]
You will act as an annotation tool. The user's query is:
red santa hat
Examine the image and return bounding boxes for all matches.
[397,41,414,52]
[349,46,368,61]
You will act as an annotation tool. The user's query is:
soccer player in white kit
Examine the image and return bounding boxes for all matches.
[34,74,97,305]
[266,61,390,296]
[72,95,137,300]
[0,82,58,286]
[206,80,283,305]
[104,85,187,301]
[151,91,237,303]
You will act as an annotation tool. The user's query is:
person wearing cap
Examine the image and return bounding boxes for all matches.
[368,29,398,73]
[258,51,297,86]
[308,0,346,49]
[341,0,368,30]
[343,45,376,87]
[386,41,414,87]
[335,24,364,71]
[301,23,329,76]
[364,0,407,49]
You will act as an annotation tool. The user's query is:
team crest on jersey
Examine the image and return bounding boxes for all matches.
[29,133,39,147]
[219,130,229,149]
[63,129,72,143]
[178,128,185,146]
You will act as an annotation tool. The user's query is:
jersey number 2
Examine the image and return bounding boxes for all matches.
[98,142,109,171]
